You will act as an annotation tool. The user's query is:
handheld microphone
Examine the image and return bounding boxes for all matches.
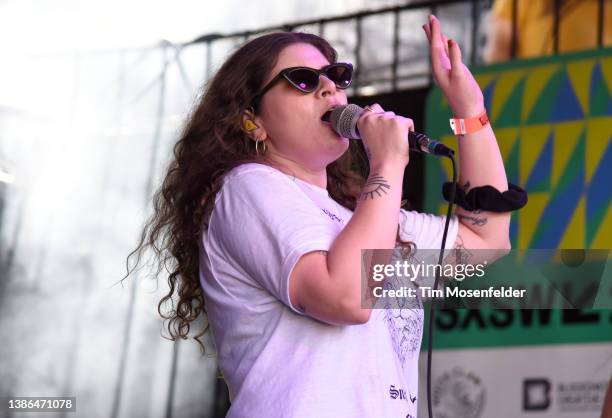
[328,104,454,157]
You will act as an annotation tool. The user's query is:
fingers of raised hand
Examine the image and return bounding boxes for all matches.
[428,15,447,52]
[422,22,431,42]
[424,16,452,76]
[447,39,464,77]
[441,33,450,56]
[422,20,447,57]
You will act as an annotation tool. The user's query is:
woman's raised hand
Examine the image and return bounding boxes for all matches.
[423,15,485,118]
[356,103,412,169]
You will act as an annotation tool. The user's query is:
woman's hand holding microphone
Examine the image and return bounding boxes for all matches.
[356,103,414,171]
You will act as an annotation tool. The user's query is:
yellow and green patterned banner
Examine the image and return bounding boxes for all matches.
[424,47,612,250]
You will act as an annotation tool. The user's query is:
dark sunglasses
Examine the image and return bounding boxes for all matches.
[251,62,353,107]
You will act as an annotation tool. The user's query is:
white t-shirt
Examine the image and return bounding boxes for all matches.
[199,162,458,418]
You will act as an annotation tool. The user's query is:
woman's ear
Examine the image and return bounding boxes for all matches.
[241,107,267,141]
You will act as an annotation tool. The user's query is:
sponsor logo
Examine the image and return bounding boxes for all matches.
[523,378,551,411]
[433,368,485,418]
[522,378,607,413]
[557,380,607,412]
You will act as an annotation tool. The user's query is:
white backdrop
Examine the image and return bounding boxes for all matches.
[0,1,480,417]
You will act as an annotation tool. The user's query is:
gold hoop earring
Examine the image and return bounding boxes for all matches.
[255,138,267,156]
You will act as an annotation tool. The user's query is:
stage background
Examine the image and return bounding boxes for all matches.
[419,46,612,418]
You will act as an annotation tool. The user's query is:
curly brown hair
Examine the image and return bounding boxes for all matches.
[123,31,412,353]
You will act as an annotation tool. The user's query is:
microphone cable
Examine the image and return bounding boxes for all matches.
[426,152,458,418]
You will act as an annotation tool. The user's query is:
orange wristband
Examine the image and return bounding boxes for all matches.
[449,109,489,135]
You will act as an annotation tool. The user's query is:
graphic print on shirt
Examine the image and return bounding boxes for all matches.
[382,251,424,370]
[389,384,407,400]
[321,208,344,224]
[290,178,345,226]
[384,306,424,368]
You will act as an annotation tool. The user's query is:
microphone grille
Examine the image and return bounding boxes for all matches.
[330,104,363,139]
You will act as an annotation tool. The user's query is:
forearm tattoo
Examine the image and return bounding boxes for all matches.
[360,173,391,200]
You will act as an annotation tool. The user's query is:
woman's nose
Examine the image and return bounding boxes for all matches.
[316,75,337,97]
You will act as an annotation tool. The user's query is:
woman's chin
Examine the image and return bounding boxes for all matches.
[329,137,350,160]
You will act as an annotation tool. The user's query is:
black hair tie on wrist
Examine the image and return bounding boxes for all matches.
[442,182,528,212]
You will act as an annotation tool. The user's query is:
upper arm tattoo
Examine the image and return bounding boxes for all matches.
[457,213,488,226]
[360,173,390,200]
[443,233,473,266]
[458,181,488,226]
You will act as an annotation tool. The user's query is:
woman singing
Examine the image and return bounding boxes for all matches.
[127,15,513,417]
